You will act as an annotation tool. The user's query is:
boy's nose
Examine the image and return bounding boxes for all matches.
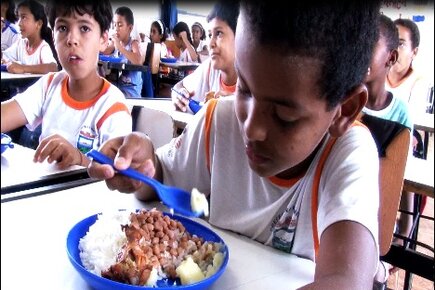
[243,102,268,142]
[67,32,79,46]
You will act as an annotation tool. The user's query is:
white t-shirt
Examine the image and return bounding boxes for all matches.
[13,71,132,153]
[1,21,20,51]
[385,68,432,118]
[178,44,197,63]
[3,38,56,65]
[181,58,236,103]
[157,97,380,262]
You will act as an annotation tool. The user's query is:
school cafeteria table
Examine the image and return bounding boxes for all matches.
[1,143,94,202]
[126,98,194,130]
[1,71,45,101]
[413,112,434,160]
[0,181,315,290]
[403,156,434,198]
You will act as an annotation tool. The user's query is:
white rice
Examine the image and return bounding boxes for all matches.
[79,211,131,275]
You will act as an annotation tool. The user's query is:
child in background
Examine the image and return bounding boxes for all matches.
[362,16,413,281]
[191,21,209,62]
[1,0,20,51]
[386,18,431,119]
[385,18,431,159]
[103,6,143,98]
[149,20,168,58]
[1,0,58,74]
[363,15,412,130]
[0,0,132,169]
[171,0,238,113]
[172,21,198,63]
[89,1,382,288]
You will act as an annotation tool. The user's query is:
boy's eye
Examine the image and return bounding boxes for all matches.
[56,25,67,32]
[80,26,91,32]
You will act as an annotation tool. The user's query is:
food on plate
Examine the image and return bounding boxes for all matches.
[190,188,209,217]
[79,209,223,286]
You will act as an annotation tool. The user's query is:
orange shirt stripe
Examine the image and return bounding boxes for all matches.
[61,78,111,110]
[96,102,130,130]
[204,99,218,174]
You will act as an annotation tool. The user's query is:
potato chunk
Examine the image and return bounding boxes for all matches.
[176,256,205,285]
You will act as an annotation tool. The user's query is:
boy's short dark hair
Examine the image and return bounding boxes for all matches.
[379,14,399,52]
[393,18,420,49]
[47,0,113,35]
[240,0,381,109]
[115,6,134,26]
[206,0,240,34]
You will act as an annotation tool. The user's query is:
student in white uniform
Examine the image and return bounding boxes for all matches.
[1,0,58,74]
[191,22,209,62]
[1,0,132,169]
[1,0,20,51]
[171,1,238,113]
[172,21,198,63]
[89,1,382,289]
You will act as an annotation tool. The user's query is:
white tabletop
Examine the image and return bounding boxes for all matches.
[404,156,434,198]
[1,71,45,80]
[126,98,194,129]
[1,181,315,290]
[413,113,434,133]
[1,143,89,200]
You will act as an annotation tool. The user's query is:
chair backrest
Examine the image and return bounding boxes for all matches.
[360,114,411,256]
[135,106,175,148]
[147,43,161,75]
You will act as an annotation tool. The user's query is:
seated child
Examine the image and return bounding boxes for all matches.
[1,0,58,74]
[89,1,383,288]
[0,0,132,169]
[191,21,209,62]
[1,0,20,51]
[103,6,143,98]
[172,21,198,63]
[171,1,239,113]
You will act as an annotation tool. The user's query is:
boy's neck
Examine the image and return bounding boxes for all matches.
[67,74,104,102]
[387,66,413,86]
[366,89,392,111]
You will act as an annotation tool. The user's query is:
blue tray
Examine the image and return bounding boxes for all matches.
[99,55,126,63]
[161,57,177,63]
[1,133,14,154]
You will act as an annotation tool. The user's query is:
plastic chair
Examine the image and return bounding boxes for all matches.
[359,114,411,256]
[134,106,175,148]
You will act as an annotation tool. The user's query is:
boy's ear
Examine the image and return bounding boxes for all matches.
[388,49,398,67]
[99,31,109,52]
[328,84,368,137]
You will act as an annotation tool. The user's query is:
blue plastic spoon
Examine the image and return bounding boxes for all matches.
[87,149,202,217]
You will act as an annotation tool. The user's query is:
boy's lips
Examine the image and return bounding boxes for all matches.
[245,145,269,165]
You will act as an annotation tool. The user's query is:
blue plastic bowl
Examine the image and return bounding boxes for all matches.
[99,55,126,63]
[189,100,203,114]
[1,64,7,72]
[1,133,14,154]
[161,57,177,64]
[67,211,229,290]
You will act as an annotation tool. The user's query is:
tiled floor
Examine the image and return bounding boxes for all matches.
[386,133,434,290]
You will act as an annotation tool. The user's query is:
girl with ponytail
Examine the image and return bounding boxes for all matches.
[1,0,58,74]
